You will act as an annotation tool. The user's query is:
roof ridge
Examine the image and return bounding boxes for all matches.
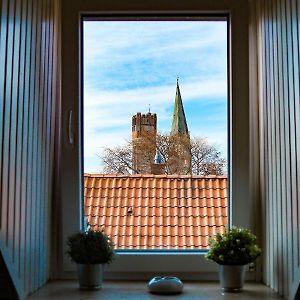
[84,173,227,179]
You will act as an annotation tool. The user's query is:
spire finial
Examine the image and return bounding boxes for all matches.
[148,104,151,113]
[177,76,179,85]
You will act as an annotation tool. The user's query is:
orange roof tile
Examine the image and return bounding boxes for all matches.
[84,174,228,250]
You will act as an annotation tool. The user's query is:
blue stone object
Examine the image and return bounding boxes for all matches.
[148,276,184,294]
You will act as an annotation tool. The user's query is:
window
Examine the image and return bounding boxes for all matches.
[60,1,250,278]
[83,19,228,252]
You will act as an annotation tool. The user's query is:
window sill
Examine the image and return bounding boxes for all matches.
[26,280,282,299]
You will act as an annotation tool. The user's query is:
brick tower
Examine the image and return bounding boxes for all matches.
[132,112,157,174]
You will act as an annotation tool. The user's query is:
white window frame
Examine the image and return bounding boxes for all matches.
[59,0,252,280]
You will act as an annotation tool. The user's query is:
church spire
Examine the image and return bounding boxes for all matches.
[171,79,189,135]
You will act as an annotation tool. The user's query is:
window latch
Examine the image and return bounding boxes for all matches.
[68,110,74,145]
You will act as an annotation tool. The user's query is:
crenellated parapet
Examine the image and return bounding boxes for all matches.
[132,112,157,139]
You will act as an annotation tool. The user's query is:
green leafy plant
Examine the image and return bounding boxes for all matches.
[67,230,115,264]
[205,226,261,265]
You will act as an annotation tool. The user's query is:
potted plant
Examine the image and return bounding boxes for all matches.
[67,229,115,289]
[205,226,261,293]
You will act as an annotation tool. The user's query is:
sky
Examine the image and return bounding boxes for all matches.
[83,21,228,173]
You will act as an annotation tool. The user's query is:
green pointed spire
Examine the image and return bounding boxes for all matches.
[171,79,189,135]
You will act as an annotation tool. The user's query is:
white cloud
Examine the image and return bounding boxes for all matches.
[84,21,227,65]
[85,79,226,109]
[83,78,226,136]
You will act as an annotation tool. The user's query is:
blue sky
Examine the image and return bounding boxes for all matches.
[83,21,228,173]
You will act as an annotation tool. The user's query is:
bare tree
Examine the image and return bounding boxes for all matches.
[100,132,226,175]
[190,137,226,175]
[101,132,157,174]
[155,133,191,175]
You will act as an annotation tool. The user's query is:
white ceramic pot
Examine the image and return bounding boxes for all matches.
[77,264,104,290]
[219,264,246,293]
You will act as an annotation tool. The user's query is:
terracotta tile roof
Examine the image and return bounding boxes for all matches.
[84,174,228,250]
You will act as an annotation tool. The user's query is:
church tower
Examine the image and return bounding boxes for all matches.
[170,79,192,174]
[132,112,157,174]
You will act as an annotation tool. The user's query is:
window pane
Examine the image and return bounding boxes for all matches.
[83,20,228,250]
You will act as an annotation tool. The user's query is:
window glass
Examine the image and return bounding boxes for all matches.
[83,20,228,250]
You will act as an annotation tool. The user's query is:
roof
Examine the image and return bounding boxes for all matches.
[84,174,228,249]
[171,80,189,135]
